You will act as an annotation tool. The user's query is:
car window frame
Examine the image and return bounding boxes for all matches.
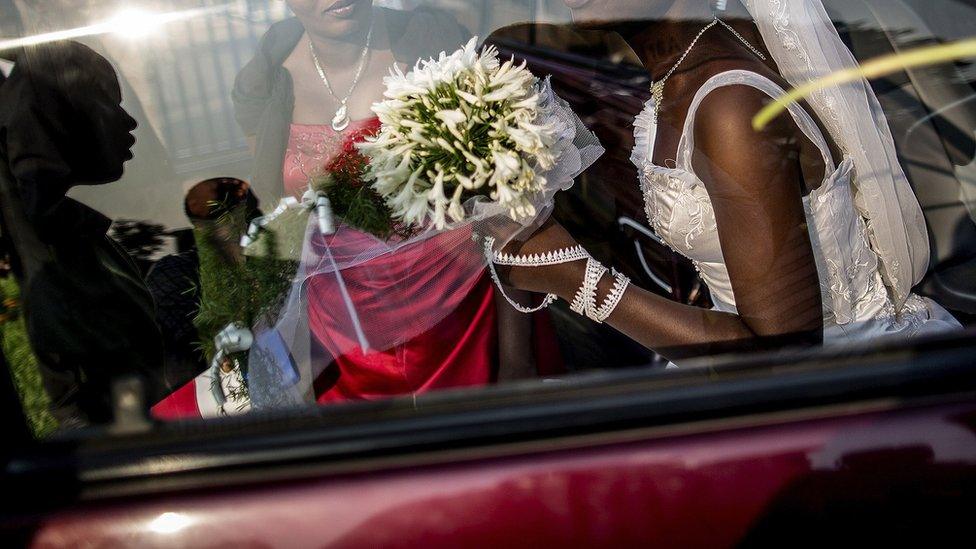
[3,328,975,514]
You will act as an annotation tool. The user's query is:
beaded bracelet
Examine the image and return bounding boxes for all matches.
[481,235,629,320]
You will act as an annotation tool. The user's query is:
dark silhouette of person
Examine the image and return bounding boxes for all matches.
[0,41,164,427]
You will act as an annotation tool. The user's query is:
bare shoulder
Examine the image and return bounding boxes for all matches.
[694,84,796,152]
[690,83,804,192]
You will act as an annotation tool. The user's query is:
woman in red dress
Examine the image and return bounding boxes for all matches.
[152,2,560,419]
[287,118,533,403]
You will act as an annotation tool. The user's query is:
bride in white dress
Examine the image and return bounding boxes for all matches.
[496,0,960,362]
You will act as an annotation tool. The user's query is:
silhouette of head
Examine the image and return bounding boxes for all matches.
[5,41,137,185]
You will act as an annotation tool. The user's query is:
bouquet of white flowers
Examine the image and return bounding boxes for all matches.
[357,37,572,231]
[243,39,601,410]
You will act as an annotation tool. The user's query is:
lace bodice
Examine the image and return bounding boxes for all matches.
[630,70,959,341]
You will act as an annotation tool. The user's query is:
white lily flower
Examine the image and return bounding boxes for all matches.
[428,169,447,200]
[434,137,456,154]
[402,195,431,227]
[448,185,465,222]
[492,149,521,183]
[456,174,475,189]
[511,94,539,110]
[434,109,466,132]
[507,127,543,152]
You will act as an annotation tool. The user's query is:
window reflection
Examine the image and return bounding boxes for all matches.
[0,0,973,434]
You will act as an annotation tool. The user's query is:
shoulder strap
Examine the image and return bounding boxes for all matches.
[676,70,835,173]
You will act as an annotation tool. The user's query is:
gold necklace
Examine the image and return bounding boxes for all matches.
[652,17,767,122]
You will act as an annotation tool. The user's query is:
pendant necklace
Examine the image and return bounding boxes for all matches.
[308,19,374,132]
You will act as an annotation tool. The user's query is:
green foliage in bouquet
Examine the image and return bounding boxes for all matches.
[193,204,296,364]
[310,146,413,240]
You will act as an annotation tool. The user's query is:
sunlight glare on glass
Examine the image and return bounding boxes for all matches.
[106,9,163,40]
[0,5,227,50]
[148,512,194,535]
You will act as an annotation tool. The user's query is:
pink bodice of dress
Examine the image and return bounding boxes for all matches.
[282,118,381,198]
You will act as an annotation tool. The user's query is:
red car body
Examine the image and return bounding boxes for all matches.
[5,335,976,547]
[24,399,976,548]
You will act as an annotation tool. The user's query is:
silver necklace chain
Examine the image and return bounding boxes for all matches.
[308,20,374,132]
[652,17,767,122]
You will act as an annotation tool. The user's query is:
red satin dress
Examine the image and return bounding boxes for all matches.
[290,119,497,402]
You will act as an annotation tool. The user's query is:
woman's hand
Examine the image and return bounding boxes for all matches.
[493,218,585,301]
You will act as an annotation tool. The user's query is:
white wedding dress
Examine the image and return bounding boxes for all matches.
[630,69,960,345]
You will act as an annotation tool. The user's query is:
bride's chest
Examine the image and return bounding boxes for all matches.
[639,165,724,263]
[633,111,723,261]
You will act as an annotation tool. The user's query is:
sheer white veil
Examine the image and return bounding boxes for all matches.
[743,0,930,310]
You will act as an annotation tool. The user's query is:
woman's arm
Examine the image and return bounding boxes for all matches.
[504,87,823,361]
[494,289,539,381]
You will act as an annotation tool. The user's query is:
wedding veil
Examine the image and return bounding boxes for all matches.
[743,0,930,310]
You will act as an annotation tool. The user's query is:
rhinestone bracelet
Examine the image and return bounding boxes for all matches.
[570,257,607,317]
[593,269,631,323]
[492,245,589,267]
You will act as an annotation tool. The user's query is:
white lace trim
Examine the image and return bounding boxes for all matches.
[747,0,932,311]
[630,98,657,170]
